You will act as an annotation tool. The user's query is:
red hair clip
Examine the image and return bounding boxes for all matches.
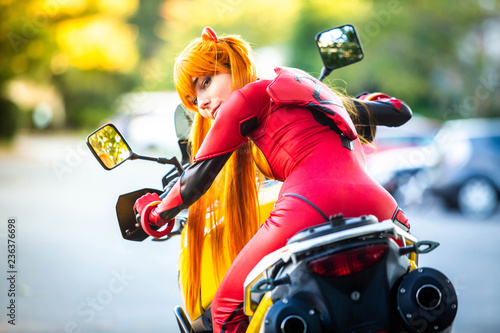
[202,26,219,43]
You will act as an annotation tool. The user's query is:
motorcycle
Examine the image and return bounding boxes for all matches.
[86,24,458,333]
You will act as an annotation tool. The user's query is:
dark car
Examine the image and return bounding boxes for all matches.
[365,115,441,208]
[428,118,500,218]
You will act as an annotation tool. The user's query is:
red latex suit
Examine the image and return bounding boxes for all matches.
[153,68,411,332]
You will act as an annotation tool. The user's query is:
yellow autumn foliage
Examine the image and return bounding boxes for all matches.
[56,14,139,72]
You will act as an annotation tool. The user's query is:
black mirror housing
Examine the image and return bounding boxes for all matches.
[316,24,364,80]
[86,123,133,170]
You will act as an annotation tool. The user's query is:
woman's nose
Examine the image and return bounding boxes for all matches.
[197,94,210,109]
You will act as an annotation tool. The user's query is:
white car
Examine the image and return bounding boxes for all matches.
[112,91,187,160]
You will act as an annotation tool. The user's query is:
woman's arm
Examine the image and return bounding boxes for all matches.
[351,93,412,142]
[142,86,263,224]
[155,152,232,221]
[352,93,412,127]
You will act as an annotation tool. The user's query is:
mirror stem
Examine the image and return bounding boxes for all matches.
[130,152,184,175]
[318,67,332,82]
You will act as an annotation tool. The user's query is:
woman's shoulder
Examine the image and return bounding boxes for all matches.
[233,79,273,106]
[239,79,273,94]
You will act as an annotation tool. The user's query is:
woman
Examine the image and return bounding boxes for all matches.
[134,27,411,332]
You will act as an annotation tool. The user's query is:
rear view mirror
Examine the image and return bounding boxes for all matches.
[316,24,364,80]
[86,124,132,170]
[86,123,185,174]
[174,104,195,164]
[174,103,194,141]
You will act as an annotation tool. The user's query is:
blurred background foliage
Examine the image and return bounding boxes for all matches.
[0,0,499,139]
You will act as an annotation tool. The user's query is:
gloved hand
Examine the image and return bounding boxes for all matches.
[133,192,166,227]
[134,193,175,238]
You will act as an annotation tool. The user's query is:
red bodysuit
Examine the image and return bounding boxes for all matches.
[156,68,412,332]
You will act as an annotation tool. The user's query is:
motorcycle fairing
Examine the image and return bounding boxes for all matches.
[266,67,358,141]
[243,218,404,315]
[263,238,409,333]
[241,214,417,332]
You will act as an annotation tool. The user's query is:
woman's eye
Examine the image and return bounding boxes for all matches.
[202,77,211,88]
[192,97,198,105]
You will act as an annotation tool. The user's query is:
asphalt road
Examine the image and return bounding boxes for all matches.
[0,133,499,333]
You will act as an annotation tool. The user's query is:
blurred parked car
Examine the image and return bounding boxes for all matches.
[365,115,441,208]
[428,118,500,218]
[112,91,186,159]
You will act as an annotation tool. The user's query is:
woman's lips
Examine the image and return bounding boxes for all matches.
[211,104,220,119]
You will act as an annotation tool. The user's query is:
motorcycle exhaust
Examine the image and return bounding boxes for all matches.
[397,267,458,333]
[281,315,307,333]
[263,297,321,333]
[416,284,442,311]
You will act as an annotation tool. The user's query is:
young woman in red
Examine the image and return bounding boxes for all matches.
[134,27,411,333]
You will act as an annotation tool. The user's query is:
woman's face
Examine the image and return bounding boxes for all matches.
[192,73,232,120]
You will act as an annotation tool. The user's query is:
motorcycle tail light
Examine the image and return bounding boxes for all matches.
[307,243,388,277]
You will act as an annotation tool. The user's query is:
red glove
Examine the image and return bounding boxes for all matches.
[133,193,174,238]
[134,193,165,226]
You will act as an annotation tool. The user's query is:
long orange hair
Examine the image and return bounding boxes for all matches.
[173,29,261,317]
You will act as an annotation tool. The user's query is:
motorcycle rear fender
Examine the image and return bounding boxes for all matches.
[244,219,395,315]
[260,238,410,332]
[243,219,418,316]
